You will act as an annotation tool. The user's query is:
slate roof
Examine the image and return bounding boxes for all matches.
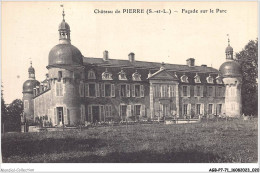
[83,57,222,85]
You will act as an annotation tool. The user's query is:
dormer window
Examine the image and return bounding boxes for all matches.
[206,74,214,84]
[132,70,141,81]
[181,74,189,83]
[216,75,223,84]
[118,69,127,80]
[194,73,201,83]
[88,70,96,80]
[102,68,113,80]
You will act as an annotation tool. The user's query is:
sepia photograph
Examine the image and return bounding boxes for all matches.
[1,1,258,172]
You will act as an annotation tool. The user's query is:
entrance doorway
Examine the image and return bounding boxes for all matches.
[57,107,64,125]
[92,106,100,123]
[162,104,169,116]
[120,105,127,121]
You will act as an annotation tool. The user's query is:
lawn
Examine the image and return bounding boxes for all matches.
[1,118,258,163]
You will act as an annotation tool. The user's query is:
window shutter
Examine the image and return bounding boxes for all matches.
[212,86,215,97]
[127,105,131,117]
[168,86,171,97]
[140,85,144,97]
[111,84,115,97]
[181,86,183,97]
[119,85,121,97]
[200,86,204,97]
[201,104,204,115]
[85,83,89,97]
[81,105,85,122]
[188,104,191,115]
[222,103,225,114]
[101,84,105,97]
[63,106,68,125]
[132,85,135,97]
[109,105,112,117]
[126,84,130,97]
[213,104,216,115]
[187,86,191,97]
[96,83,100,97]
[53,107,57,125]
[141,105,145,117]
[88,106,92,122]
[194,86,197,97]
[62,83,65,96]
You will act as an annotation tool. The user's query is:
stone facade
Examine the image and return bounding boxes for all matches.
[22,12,242,126]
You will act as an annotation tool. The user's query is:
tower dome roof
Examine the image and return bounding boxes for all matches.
[59,20,70,31]
[48,44,83,66]
[225,45,233,53]
[219,60,242,78]
[28,66,35,73]
[23,79,40,94]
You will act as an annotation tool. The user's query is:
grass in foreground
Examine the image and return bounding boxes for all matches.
[1,118,258,163]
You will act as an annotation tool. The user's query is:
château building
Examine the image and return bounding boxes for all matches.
[22,10,242,126]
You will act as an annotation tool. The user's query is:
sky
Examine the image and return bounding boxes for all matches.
[1,1,258,104]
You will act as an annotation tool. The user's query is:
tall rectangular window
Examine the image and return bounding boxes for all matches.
[105,84,111,97]
[196,104,201,115]
[208,87,213,97]
[161,85,167,97]
[134,105,141,116]
[183,104,188,115]
[183,86,187,97]
[89,83,96,97]
[153,85,160,97]
[208,104,213,114]
[135,85,140,97]
[105,105,112,117]
[120,84,126,97]
[196,86,201,96]
[169,85,174,97]
[56,83,63,96]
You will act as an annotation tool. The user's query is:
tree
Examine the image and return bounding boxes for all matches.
[6,99,23,132]
[1,84,8,133]
[236,39,258,115]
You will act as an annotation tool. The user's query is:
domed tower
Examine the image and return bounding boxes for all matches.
[219,37,242,117]
[47,8,84,126]
[22,62,40,122]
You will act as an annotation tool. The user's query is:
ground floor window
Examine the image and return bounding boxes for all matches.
[183,104,188,115]
[134,105,141,116]
[196,104,201,115]
[208,104,213,114]
[217,104,222,115]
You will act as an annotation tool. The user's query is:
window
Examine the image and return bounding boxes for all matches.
[105,105,112,117]
[102,69,113,80]
[208,87,213,97]
[89,84,96,97]
[88,70,96,79]
[134,105,141,116]
[24,100,29,109]
[181,75,189,83]
[194,74,201,83]
[196,104,201,115]
[56,82,63,96]
[169,85,174,97]
[79,83,84,97]
[105,84,111,97]
[120,84,126,97]
[217,87,222,97]
[208,104,213,114]
[132,71,141,81]
[118,69,127,80]
[206,74,214,83]
[161,85,167,97]
[217,104,222,115]
[183,104,188,115]
[196,86,201,97]
[183,86,187,96]
[153,85,160,97]
[135,85,140,97]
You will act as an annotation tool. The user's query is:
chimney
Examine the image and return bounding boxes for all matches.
[201,64,207,67]
[186,58,195,67]
[103,50,109,61]
[128,52,135,62]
